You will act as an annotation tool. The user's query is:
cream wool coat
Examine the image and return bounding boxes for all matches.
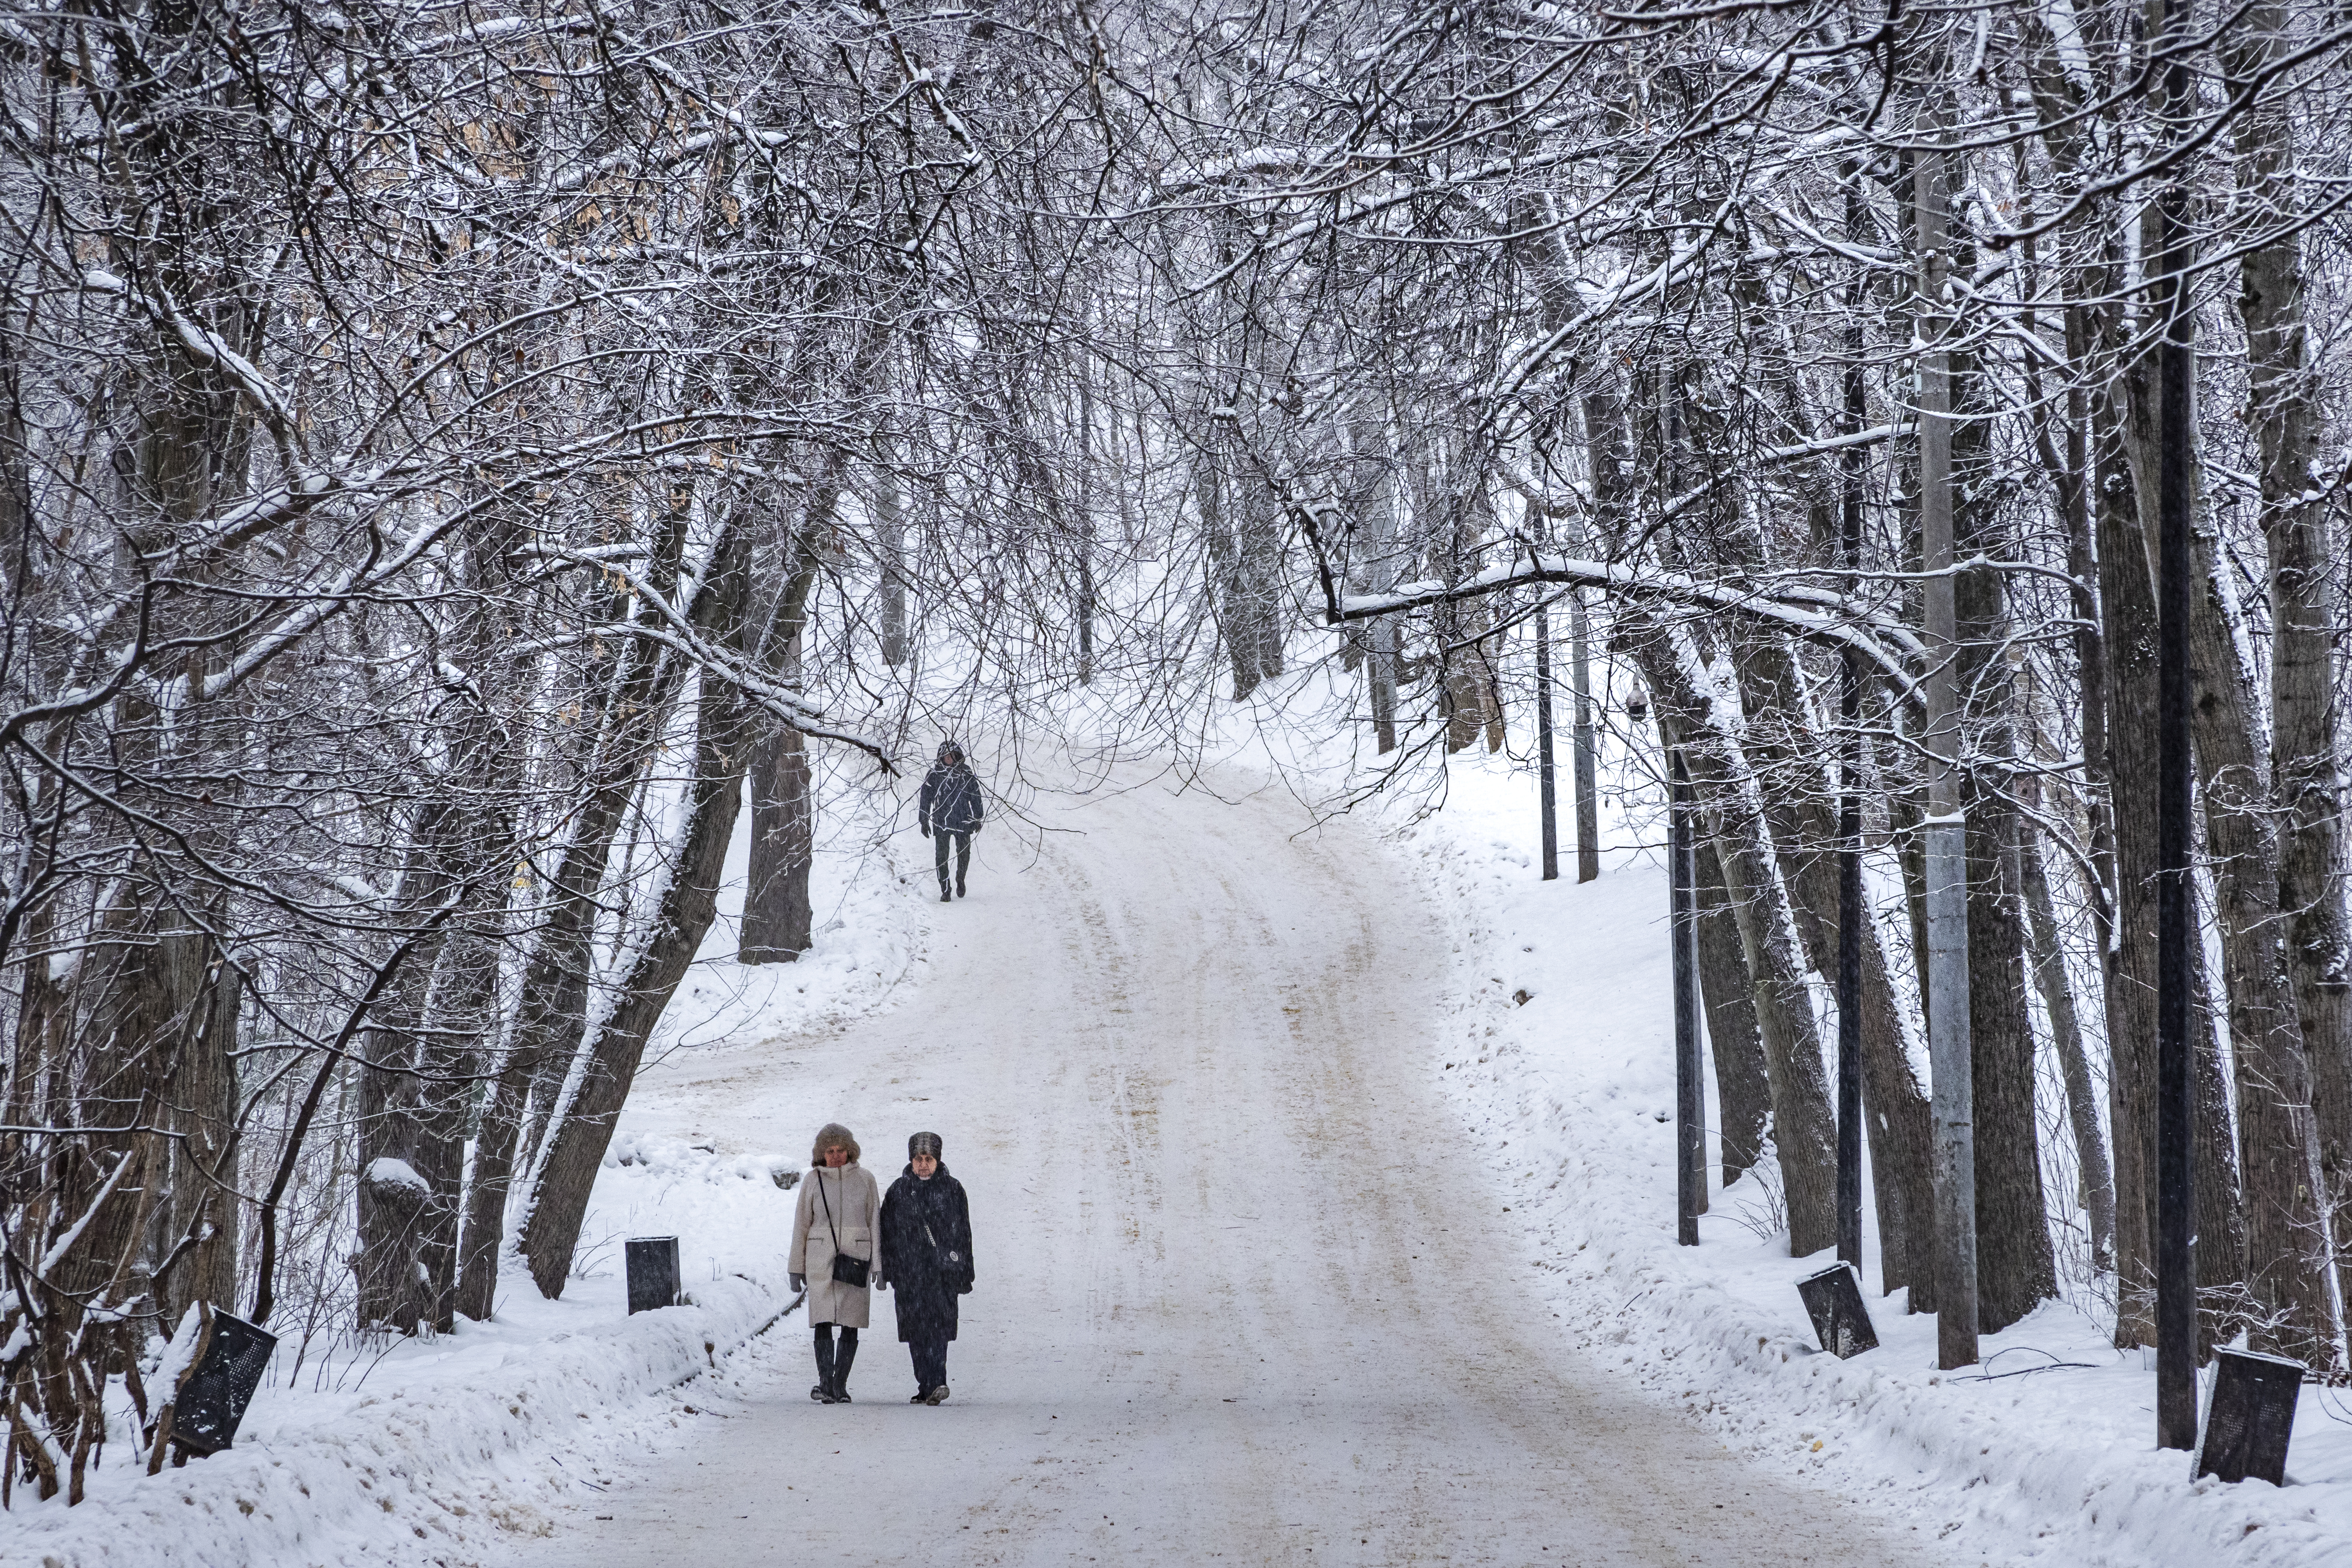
[793,1163,881,1328]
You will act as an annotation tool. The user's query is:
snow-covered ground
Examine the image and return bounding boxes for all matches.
[4,771,929,1568]
[15,698,2352,1567]
[1407,753,2352,1568]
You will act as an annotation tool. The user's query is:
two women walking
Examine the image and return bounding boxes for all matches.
[789,1122,975,1405]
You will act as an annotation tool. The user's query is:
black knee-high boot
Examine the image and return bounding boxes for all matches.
[833,1327,859,1401]
[812,1325,836,1402]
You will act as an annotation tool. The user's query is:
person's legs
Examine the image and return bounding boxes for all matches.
[954,832,971,896]
[812,1324,836,1402]
[906,1335,929,1400]
[910,1331,946,1393]
[934,830,952,900]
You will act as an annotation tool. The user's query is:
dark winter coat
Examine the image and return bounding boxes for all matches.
[919,764,985,835]
[879,1164,974,1343]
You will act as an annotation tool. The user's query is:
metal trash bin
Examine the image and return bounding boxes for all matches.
[626,1235,681,1314]
[1795,1262,1879,1359]
[173,1310,278,1455]
[2195,1348,2302,1485]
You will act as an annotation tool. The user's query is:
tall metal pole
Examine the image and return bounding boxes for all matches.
[1836,166,1868,1275]
[2154,2,2199,1451]
[1671,747,1704,1245]
[1537,608,1560,882]
[1571,592,1602,883]
[1916,108,1978,1370]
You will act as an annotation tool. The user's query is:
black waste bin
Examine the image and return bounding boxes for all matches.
[2195,1348,2302,1485]
[173,1310,278,1455]
[627,1235,681,1314]
[1796,1262,1879,1359]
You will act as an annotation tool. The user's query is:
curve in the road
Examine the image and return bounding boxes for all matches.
[498,769,1951,1567]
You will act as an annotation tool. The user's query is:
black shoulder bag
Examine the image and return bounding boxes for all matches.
[817,1171,871,1288]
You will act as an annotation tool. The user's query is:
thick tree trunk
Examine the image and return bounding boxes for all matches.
[741,501,829,965]
[2093,324,2164,1350]
[743,724,815,961]
[2230,4,2352,1357]
[1951,375,2058,1332]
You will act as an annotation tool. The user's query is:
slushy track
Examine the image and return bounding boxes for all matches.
[505,771,1945,1567]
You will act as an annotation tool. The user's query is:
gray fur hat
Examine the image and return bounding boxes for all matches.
[811,1122,860,1164]
[908,1131,943,1160]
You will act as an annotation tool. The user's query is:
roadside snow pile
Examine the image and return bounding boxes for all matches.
[1406,756,2352,1568]
[7,1271,790,1568]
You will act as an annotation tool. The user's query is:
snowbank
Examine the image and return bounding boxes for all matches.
[2,780,928,1568]
[1405,755,2352,1568]
[8,1263,788,1568]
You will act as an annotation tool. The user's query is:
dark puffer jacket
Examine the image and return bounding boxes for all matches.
[880,1163,974,1343]
[920,763,985,835]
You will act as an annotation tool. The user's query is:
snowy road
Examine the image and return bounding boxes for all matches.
[496,769,1955,1567]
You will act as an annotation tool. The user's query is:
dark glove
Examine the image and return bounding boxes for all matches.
[789,1273,806,1293]
[919,825,930,838]
[958,1282,973,1295]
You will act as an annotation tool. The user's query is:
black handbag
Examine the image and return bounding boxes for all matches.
[817,1171,871,1288]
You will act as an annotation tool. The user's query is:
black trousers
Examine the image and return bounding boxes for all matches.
[907,1329,949,1391]
[933,830,971,892]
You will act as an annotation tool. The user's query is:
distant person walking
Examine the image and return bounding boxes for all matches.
[919,741,985,903]
[790,1122,879,1404]
[877,1132,974,1405]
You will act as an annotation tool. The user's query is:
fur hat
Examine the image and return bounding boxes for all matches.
[908,1131,943,1160]
[811,1122,860,1164]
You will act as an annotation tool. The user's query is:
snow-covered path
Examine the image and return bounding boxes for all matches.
[496,769,1954,1567]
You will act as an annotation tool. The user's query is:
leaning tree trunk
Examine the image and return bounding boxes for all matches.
[520,533,755,1295]
[1693,836,1772,1187]
[1631,628,1838,1254]
[1729,636,1936,1301]
[452,594,691,1322]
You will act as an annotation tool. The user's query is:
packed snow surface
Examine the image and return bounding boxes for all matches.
[473,760,1955,1567]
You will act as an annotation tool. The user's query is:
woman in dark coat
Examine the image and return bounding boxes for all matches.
[876,1131,974,1404]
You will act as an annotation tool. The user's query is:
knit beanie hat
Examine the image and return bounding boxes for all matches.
[908,1131,943,1160]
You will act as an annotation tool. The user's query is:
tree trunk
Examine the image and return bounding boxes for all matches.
[2230,1,2352,1358]
[1693,837,1771,1187]
[1727,639,1936,1300]
[873,462,909,667]
[1570,592,1601,883]
[741,495,830,965]
[2093,315,2164,1350]
[1630,629,1839,1254]
[2019,822,2116,1273]
[520,534,755,1296]
[1953,363,2058,1332]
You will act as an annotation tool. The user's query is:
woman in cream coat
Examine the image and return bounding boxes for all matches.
[790,1122,881,1403]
